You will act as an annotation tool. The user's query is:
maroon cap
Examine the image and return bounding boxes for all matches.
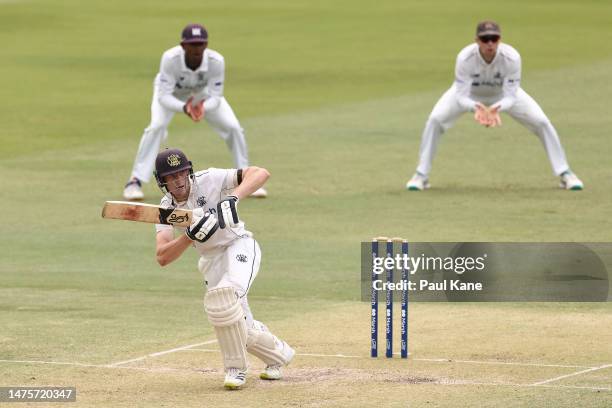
[476,21,501,37]
[181,24,208,44]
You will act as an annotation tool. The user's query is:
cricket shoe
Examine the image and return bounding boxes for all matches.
[123,179,144,200]
[224,368,247,390]
[250,187,268,198]
[559,171,584,191]
[260,343,295,381]
[406,173,430,191]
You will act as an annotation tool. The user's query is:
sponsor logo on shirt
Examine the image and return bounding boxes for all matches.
[175,73,206,92]
[472,79,503,88]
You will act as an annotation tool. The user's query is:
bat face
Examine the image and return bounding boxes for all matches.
[102,201,192,227]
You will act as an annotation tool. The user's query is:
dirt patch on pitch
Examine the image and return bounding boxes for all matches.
[258,367,438,386]
[383,374,437,384]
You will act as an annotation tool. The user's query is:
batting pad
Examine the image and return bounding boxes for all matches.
[204,287,248,370]
[246,322,294,366]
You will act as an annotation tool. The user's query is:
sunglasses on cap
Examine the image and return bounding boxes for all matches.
[479,35,500,43]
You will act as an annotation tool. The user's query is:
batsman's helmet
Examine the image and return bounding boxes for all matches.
[154,148,194,192]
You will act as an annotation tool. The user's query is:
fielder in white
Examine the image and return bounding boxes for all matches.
[124,24,267,201]
[153,148,293,390]
[406,21,583,191]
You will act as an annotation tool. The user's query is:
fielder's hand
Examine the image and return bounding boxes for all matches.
[474,103,490,126]
[487,106,502,128]
[474,103,502,128]
[217,195,239,229]
[183,96,205,122]
[185,208,218,242]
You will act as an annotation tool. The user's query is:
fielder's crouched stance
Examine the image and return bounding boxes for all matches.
[406,21,584,191]
[154,148,294,389]
[123,24,267,201]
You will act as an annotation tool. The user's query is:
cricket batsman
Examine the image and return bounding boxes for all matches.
[153,148,293,389]
[123,24,267,201]
[406,21,584,191]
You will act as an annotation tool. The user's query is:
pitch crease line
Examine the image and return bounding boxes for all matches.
[414,357,594,369]
[0,359,101,368]
[531,363,612,386]
[107,339,218,367]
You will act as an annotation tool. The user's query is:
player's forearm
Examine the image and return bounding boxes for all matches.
[159,93,187,112]
[491,95,516,112]
[232,167,270,199]
[454,82,478,111]
[156,234,193,266]
[493,69,520,111]
[457,95,478,111]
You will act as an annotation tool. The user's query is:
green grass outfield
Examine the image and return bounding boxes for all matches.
[1,0,611,406]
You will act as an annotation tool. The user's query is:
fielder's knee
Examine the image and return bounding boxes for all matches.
[534,117,552,130]
[425,116,446,134]
[144,124,167,137]
[228,125,245,138]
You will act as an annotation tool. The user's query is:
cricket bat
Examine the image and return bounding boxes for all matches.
[101,201,192,227]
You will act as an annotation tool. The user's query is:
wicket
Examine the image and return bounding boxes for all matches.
[371,237,409,358]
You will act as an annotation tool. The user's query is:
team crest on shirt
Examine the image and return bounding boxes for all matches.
[196,196,207,207]
[197,72,204,81]
[236,254,248,263]
[167,154,181,167]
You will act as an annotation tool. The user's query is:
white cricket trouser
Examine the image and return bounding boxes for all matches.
[415,87,570,177]
[130,88,250,183]
[198,237,261,327]
[198,237,290,364]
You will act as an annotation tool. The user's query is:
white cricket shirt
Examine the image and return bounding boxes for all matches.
[453,43,521,112]
[155,168,251,255]
[155,47,225,113]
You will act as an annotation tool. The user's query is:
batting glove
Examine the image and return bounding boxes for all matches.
[217,195,239,229]
[186,208,219,243]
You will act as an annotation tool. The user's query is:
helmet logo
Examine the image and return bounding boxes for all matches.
[192,28,201,36]
[167,154,181,167]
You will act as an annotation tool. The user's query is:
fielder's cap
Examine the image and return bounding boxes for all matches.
[181,23,208,44]
[476,20,501,37]
[155,148,192,178]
